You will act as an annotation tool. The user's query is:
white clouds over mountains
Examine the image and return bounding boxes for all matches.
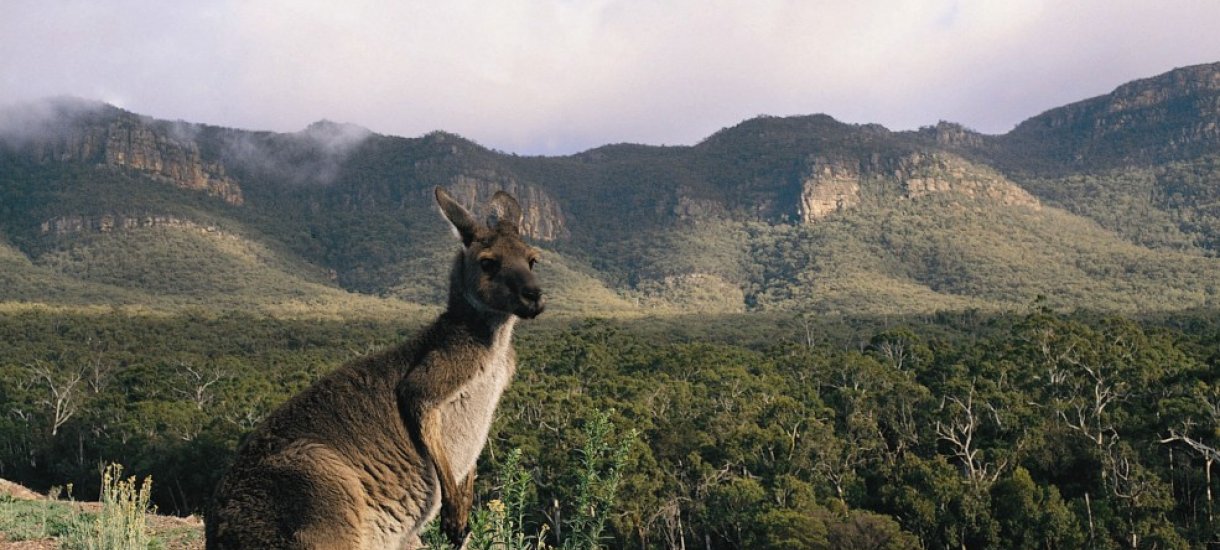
[2,0,1218,155]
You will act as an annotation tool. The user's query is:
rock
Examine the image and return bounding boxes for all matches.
[895,152,1041,208]
[919,121,985,148]
[447,173,570,241]
[797,152,1039,224]
[799,157,862,223]
[22,110,243,206]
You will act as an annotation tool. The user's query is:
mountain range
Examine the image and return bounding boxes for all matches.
[2,62,1219,317]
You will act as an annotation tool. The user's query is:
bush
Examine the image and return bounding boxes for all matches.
[62,463,156,550]
[422,410,637,549]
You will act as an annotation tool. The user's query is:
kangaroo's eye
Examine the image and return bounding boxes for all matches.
[479,258,500,273]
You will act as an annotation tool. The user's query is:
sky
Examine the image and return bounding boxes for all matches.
[2,1,1219,156]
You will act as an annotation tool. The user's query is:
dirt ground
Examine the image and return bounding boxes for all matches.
[0,478,204,550]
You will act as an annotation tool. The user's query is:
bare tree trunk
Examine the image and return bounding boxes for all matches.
[677,512,685,550]
[1085,492,1096,544]
[1208,457,1215,526]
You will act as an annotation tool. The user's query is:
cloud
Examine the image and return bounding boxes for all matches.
[216,120,373,187]
[0,97,108,145]
[2,0,1218,155]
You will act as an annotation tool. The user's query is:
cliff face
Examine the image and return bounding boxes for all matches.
[799,158,862,222]
[1002,62,1220,171]
[14,106,243,205]
[798,152,1039,223]
[1105,63,1220,113]
[447,173,570,241]
[896,153,1041,207]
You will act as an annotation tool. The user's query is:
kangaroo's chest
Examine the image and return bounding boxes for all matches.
[441,345,515,477]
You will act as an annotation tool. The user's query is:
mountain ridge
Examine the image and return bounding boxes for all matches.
[2,62,1219,316]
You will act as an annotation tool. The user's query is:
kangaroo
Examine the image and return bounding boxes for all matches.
[205,187,544,549]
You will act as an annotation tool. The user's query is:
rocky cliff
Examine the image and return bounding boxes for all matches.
[798,152,1039,223]
[798,158,862,222]
[447,173,570,241]
[5,102,243,205]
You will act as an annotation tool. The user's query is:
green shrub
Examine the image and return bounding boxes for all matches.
[423,411,637,549]
[62,463,156,550]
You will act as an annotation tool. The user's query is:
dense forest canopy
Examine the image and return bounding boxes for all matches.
[2,307,1219,548]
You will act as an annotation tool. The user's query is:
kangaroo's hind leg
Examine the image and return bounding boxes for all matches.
[276,442,371,549]
[210,443,369,549]
[209,470,366,549]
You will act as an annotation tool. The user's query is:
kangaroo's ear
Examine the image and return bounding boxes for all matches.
[486,191,524,233]
[435,186,478,246]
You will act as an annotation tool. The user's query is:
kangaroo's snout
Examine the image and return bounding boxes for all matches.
[518,284,545,318]
[515,274,545,318]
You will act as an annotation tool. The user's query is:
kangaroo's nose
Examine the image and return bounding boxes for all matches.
[521,287,542,302]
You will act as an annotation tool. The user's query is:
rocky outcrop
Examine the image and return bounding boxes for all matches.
[799,158,862,223]
[919,121,985,148]
[447,174,569,241]
[895,153,1041,208]
[798,152,1040,223]
[1106,63,1220,111]
[40,215,220,236]
[19,109,243,205]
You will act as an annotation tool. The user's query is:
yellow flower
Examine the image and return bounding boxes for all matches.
[487,499,506,515]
